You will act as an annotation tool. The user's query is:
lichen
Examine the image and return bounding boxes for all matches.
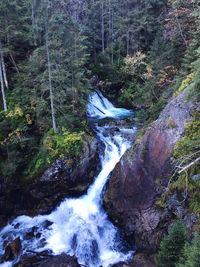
[166,117,177,129]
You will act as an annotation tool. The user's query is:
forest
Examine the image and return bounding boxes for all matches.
[0,0,200,266]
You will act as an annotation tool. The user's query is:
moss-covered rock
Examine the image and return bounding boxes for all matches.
[25,128,84,180]
[0,134,98,227]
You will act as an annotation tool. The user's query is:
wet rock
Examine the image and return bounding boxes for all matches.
[14,252,80,267]
[42,220,53,229]
[112,262,130,267]
[3,237,21,261]
[14,223,20,229]
[112,254,156,267]
[25,226,39,240]
[36,254,80,267]
[104,90,197,253]
[128,253,156,267]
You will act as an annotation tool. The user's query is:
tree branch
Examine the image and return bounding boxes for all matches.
[178,157,200,174]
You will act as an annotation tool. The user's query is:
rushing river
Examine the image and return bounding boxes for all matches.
[0,91,135,267]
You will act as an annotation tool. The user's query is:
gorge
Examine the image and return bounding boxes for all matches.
[0,1,200,266]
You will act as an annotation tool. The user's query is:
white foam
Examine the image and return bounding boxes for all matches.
[87,91,134,119]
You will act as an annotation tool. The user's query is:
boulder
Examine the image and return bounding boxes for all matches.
[2,237,21,262]
[0,135,98,225]
[104,90,197,252]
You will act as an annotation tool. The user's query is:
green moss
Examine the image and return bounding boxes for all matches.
[155,196,168,209]
[158,112,200,215]
[0,106,40,179]
[174,73,194,97]
[189,191,200,215]
[173,115,200,159]
[25,128,84,180]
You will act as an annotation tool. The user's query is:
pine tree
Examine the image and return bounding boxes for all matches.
[14,0,89,130]
[156,221,186,267]
[176,235,200,267]
[0,0,31,111]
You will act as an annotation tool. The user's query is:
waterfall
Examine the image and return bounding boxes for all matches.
[0,91,135,267]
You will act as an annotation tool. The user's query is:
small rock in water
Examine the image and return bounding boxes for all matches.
[25,226,39,240]
[42,220,53,229]
[112,263,129,267]
[3,237,22,261]
[14,223,20,229]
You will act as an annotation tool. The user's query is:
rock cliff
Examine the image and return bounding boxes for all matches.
[104,90,197,253]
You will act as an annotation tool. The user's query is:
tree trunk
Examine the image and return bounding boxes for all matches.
[108,0,114,65]
[10,53,19,74]
[0,60,7,112]
[111,7,114,65]
[0,41,7,111]
[45,1,57,132]
[126,29,130,56]
[31,0,37,45]
[0,42,8,89]
[101,2,105,53]
[174,7,188,48]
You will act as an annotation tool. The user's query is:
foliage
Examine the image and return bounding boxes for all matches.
[121,52,152,81]
[166,113,200,214]
[156,221,186,267]
[176,235,200,267]
[191,47,200,100]
[174,115,200,158]
[0,106,40,179]
[25,129,84,179]
[164,0,195,48]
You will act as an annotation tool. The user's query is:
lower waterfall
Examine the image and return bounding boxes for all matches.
[0,91,135,267]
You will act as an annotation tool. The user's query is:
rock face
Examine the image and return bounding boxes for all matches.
[14,253,80,267]
[112,253,156,267]
[0,135,98,227]
[104,90,197,253]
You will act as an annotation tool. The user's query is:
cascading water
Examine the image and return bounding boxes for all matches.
[0,91,135,267]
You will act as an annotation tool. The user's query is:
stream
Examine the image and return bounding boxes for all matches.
[0,91,136,267]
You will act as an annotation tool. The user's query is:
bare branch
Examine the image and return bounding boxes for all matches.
[178,157,200,174]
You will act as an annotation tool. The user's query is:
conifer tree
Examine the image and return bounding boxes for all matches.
[176,235,200,267]
[156,221,186,267]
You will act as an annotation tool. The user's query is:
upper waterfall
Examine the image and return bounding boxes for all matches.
[87,91,134,119]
